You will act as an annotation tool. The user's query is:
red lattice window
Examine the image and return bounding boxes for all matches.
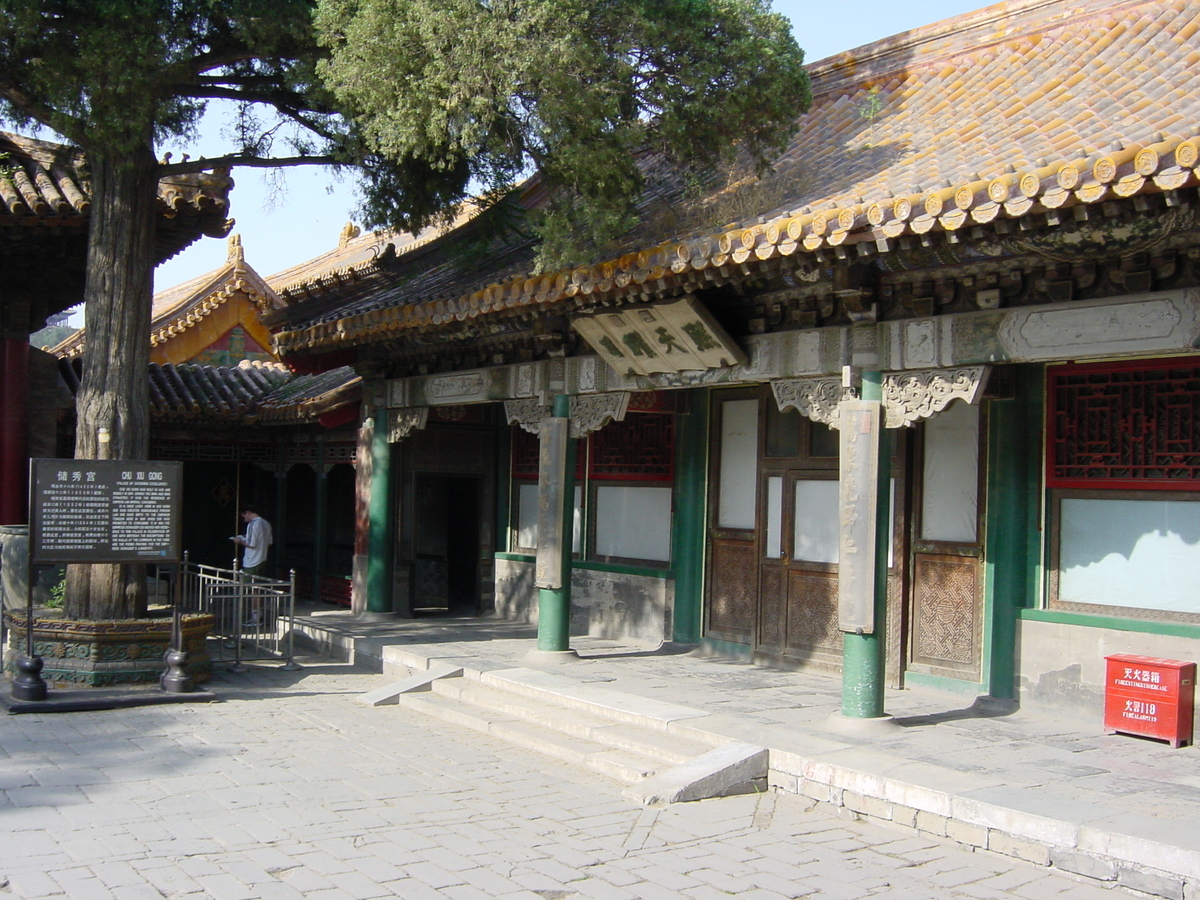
[589,413,675,482]
[511,426,540,479]
[511,413,675,482]
[1047,358,1200,490]
[510,426,586,480]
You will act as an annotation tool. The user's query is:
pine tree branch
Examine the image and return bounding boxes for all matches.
[173,83,323,111]
[0,82,87,148]
[158,153,338,176]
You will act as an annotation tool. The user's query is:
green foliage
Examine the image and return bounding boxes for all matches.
[316,0,810,269]
[0,1,315,152]
[0,0,809,269]
[858,85,884,122]
[47,571,66,609]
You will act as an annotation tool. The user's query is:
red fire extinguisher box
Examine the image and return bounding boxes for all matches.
[1103,654,1196,748]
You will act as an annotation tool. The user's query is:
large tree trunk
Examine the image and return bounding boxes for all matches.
[64,145,159,621]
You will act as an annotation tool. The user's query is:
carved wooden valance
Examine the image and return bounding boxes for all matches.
[504,391,631,438]
[387,407,429,442]
[773,366,989,429]
[771,378,844,428]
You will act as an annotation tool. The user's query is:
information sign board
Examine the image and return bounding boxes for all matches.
[30,459,183,563]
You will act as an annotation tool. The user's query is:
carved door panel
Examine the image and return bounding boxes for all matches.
[705,392,759,644]
[773,474,843,667]
[708,538,757,643]
[910,553,981,678]
[907,400,986,682]
[754,398,844,668]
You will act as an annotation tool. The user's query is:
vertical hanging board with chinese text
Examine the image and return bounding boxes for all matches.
[535,418,569,590]
[30,459,183,563]
[838,401,881,633]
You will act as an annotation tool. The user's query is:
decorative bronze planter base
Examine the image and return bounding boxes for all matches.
[4,612,214,688]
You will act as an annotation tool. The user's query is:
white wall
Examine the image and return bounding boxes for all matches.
[494,557,674,644]
[1017,618,1200,737]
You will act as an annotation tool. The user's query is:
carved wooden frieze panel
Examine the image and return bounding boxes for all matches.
[998,293,1197,362]
[882,366,989,428]
[504,392,630,438]
[771,377,845,427]
[569,391,630,438]
[387,408,429,442]
[426,371,488,404]
[504,398,545,435]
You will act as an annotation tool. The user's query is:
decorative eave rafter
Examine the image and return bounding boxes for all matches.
[275,137,1200,358]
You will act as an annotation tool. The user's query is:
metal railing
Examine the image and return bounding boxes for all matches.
[153,555,300,672]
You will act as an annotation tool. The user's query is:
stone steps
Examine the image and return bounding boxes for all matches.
[362,663,767,803]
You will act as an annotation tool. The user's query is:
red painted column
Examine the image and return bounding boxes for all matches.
[0,339,29,525]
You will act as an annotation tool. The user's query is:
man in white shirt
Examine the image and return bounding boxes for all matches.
[233,505,273,576]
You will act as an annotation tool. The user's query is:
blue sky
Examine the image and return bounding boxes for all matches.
[141,0,988,302]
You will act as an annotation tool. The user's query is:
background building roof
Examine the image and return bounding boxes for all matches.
[272,0,1200,355]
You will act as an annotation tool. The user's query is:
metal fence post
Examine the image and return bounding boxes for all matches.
[230,560,247,673]
[281,568,301,672]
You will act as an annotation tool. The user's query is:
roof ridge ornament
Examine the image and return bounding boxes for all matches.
[339,222,361,247]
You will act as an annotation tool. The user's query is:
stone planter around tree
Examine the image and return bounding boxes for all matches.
[4,609,214,688]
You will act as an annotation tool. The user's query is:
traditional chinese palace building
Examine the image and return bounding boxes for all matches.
[50,234,362,602]
[265,0,1200,717]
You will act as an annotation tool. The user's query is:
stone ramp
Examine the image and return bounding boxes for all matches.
[358,659,767,803]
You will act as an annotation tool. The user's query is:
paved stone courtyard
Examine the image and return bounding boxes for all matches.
[0,656,1146,899]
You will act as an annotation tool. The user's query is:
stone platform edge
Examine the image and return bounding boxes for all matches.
[290,620,1197,900]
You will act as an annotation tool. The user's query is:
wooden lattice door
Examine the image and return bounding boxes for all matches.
[705,392,759,644]
[907,400,986,682]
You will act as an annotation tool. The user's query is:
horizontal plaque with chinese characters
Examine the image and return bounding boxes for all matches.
[30,459,183,563]
[572,295,746,377]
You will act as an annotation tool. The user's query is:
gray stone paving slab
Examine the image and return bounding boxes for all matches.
[0,640,1164,900]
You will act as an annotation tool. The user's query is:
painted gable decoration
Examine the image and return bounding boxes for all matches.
[53,233,288,367]
[572,296,746,377]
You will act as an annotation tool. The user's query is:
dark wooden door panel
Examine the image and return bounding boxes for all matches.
[758,565,785,650]
[785,569,841,656]
[707,538,756,643]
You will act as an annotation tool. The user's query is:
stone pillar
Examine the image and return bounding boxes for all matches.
[365,409,393,615]
[839,370,892,720]
[533,394,576,658]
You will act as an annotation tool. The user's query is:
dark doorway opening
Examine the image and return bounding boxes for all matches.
[413,473,481,616]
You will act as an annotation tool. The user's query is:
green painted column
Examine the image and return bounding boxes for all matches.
[670,390,708,644]
[841,370,892,719]
[537,394,575,652]
[366,409,393,614]
[314,441,329,582]
[982,365,1042,699]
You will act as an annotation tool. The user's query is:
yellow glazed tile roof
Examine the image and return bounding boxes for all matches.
[276,0,1200,355]
[0,131,233,260]
[53,234,284,363]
